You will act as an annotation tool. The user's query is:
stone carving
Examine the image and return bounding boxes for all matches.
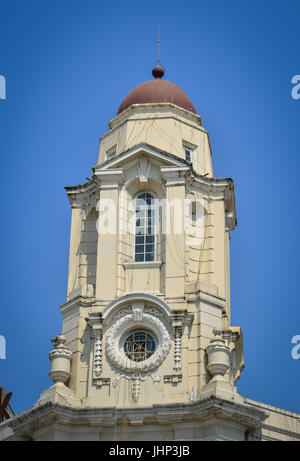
[206,328,230,381]
[137,157,151,183]
[93,333,102,378]
[132,303,144,321]
[144,307,162,317]
[164,375,182,384]
[49,335,72,384]
[113,306,132,321]
[95,378,110,388]
[174,327,182,371]
[106,311,171,373]
[113,305,162,321]
[86,313,103,381]
[132,379,140,402]
[112,372,162,403]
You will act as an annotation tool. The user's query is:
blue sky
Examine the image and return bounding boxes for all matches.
[0,0,299,416]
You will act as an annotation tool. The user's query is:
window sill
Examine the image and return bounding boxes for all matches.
[123,261,162,270]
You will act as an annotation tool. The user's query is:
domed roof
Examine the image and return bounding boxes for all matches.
[117,66,197,116]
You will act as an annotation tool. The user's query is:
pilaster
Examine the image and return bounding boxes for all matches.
[67,205,82,298]
[94,169,124,299]
[161,166,188,299]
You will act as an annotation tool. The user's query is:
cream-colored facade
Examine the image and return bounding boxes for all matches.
[1,80,300,441]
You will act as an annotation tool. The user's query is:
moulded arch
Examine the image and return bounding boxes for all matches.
[102,292,172,321]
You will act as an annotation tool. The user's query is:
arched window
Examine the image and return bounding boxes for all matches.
[134,192,157,262]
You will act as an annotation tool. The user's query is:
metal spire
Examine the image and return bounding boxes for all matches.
[157,25,160,66]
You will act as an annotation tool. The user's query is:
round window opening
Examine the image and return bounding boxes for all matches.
[123,330,156,362]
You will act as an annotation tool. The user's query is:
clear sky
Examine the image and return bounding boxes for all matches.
[0,0,299,416]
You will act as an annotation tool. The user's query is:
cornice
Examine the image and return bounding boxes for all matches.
[160,165,190,186]
[60,295,95,314]
[65,177,99,207]
[107,103,202,131]
[6,395,269,436]
[187,172,237,228]
[186,288,226,311]
[64,143,236,226]
[189,172,233,192]
[65,177,98,194]
[94,168,124,188]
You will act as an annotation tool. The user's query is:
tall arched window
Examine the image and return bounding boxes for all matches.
[134,192,157,262]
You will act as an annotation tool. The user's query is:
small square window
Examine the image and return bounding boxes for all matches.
[183,144,194,163]
[106,145,117,158]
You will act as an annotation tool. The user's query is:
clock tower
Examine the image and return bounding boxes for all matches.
[2,66,300,441]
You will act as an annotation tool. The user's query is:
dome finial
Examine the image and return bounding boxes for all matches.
[152,25,164,79]
[152,65,164,79]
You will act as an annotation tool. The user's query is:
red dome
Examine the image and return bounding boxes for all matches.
[117,67,197,115]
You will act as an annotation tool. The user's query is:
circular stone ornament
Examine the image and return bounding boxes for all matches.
[105,312,171,372]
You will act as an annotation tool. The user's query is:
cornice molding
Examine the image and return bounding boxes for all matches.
[107,103,202,131]
[6,395,270,437]
[94,168,124,189]
[65,178,99,208]
[60,295,94,314]
[186,288,226,312]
